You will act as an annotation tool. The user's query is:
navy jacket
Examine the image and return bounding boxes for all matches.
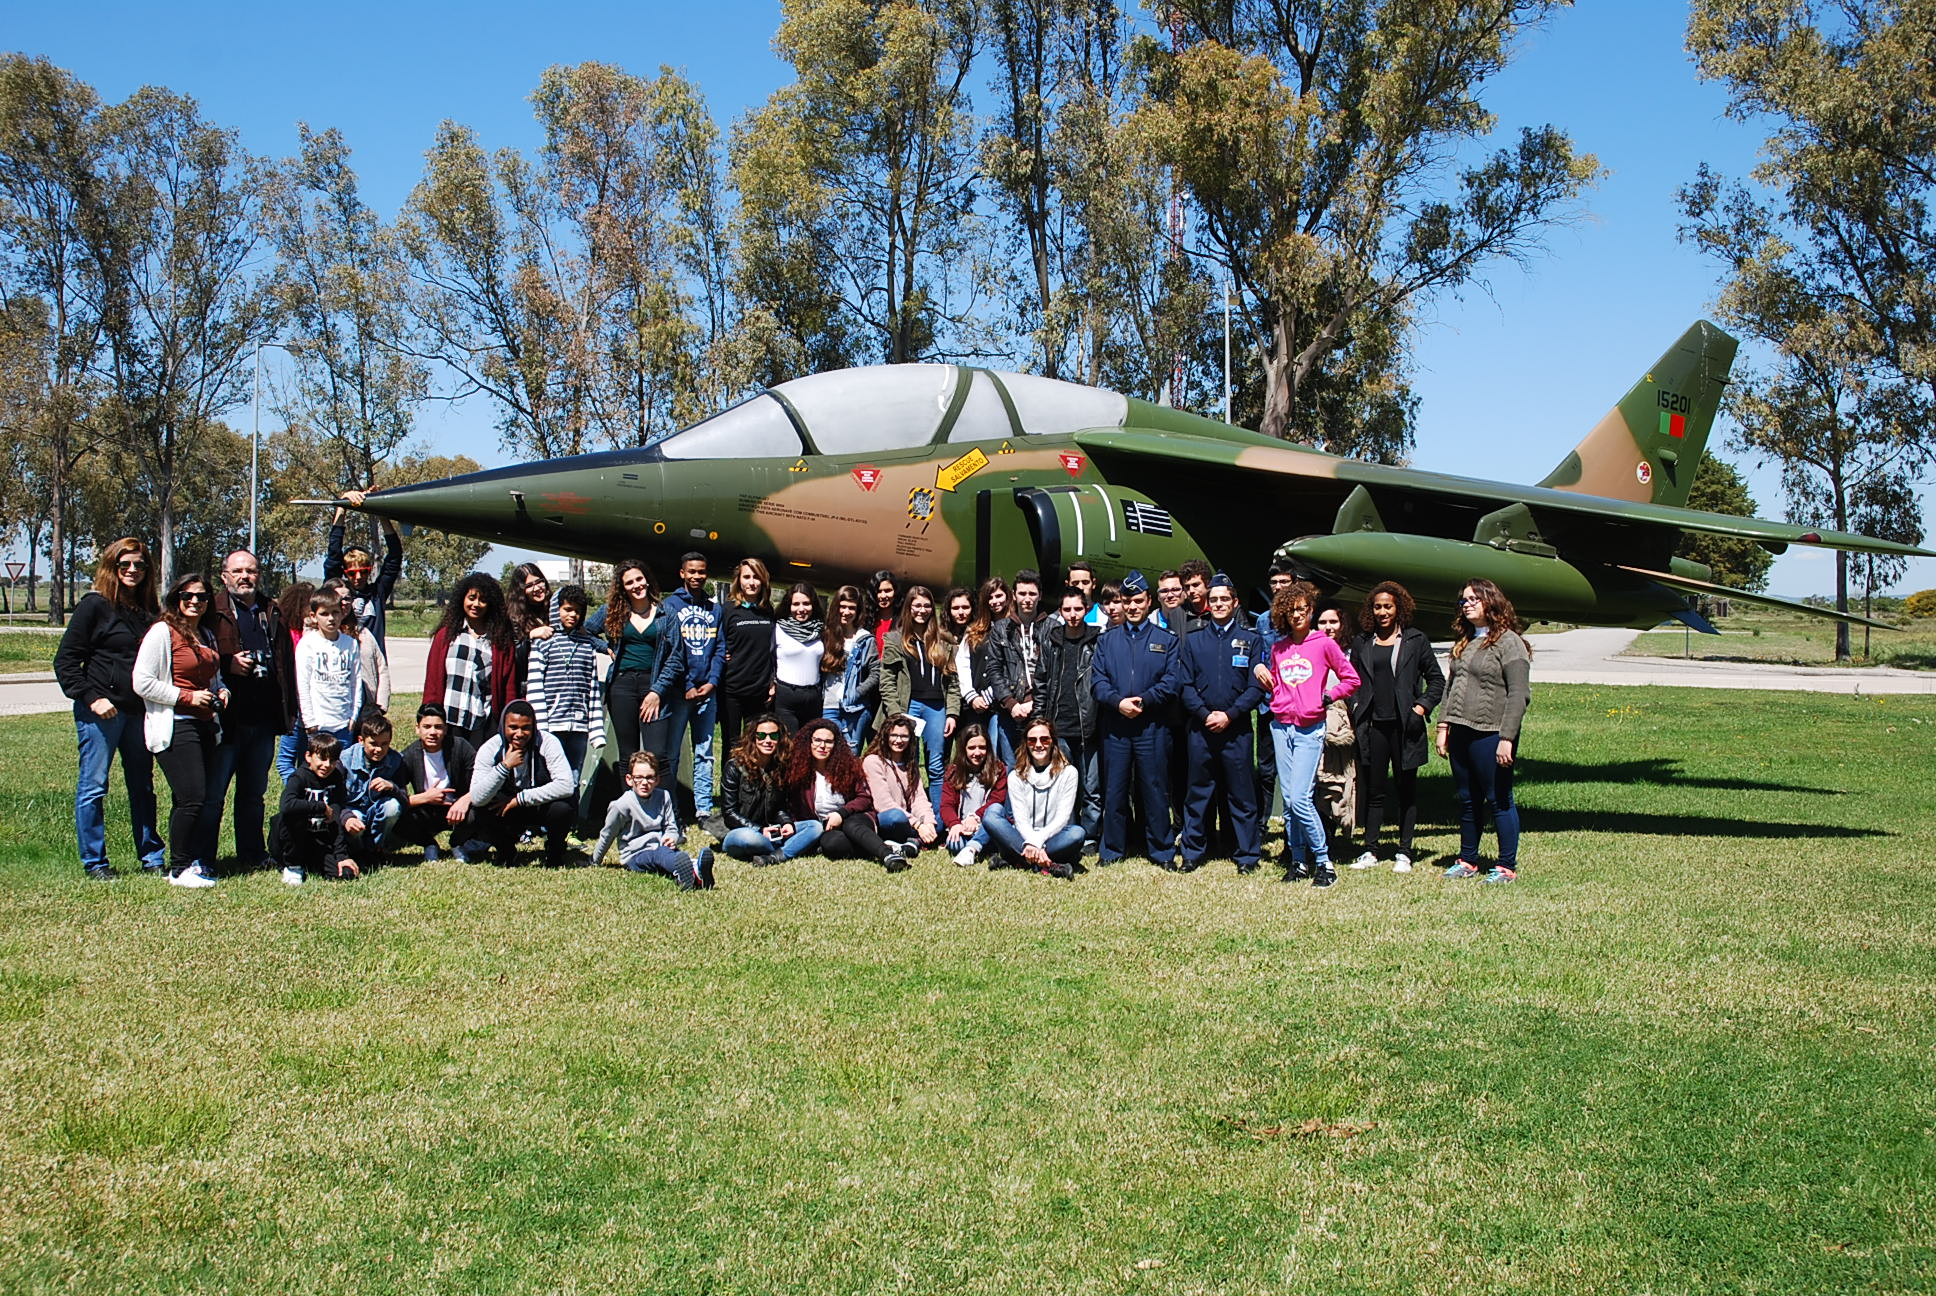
[324,522,402,648]
[1091,618,1180,734]
[652,587,724,696]
[1179,616,1267,731]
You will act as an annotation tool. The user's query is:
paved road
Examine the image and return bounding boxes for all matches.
[4,629,1932,717]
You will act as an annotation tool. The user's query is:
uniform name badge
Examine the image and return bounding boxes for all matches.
[1232,654,1249,668]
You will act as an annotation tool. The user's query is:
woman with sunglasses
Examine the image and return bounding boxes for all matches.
[1437,579,1532,884]
[56,538,166,879]
[133,573,231,889]
[718,714,797,866]
[981,718,1083,878]
[781,718,907,872]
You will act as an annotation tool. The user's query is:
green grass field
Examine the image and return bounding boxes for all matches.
[1622,605,1936,669]
[2,686,1932,1294]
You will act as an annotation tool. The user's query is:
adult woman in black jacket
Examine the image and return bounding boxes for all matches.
[1346,580,1445,874]
[55,537,165,879]
[718,712,795,864]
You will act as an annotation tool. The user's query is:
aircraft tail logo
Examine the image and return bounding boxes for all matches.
[1538,320,1738,508]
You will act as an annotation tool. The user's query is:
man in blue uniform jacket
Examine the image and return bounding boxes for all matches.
[1179,573,1267,872]
[1091,570,1180,867]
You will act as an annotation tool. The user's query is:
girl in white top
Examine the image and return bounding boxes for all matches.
[982,717,1083,878]
[296,591,361,739]
[772,582,826,734]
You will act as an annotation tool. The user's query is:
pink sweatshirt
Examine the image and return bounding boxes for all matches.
[1267,633,1360,725]
[862,754,937,831]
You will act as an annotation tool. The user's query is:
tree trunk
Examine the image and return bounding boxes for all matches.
[1834,550,1850,662]
[45,459,65,625]
[1259,313,1296,440]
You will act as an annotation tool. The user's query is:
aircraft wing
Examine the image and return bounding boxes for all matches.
[1074,429,1934,559]
[1613,564,1898,630]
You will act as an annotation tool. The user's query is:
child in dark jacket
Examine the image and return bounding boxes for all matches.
[269,731,364,883]
[590,751,715,888]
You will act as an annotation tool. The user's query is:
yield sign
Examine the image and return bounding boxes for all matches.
[4,561,23,581]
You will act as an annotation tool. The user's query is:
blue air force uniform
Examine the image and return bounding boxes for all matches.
[1178,614,1267,868]
[1092,603,1180,865]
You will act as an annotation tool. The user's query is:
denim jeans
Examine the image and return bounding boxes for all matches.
[904,699,948,817]
[553,731,590,786]
[202,719,279,867]
[1056,734,1102,845]
[1446,724,1520,870]
[73,703,165,873]
[662,691,718,817]
[721,825,781,859]
[1271,719,1329,865]
[822,707,868,753]
[276,721,305,781]
[982,802,1085,866]
[780,818,825,859]
[945,820,992,853]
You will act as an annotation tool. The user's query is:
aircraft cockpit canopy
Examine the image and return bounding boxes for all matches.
[654,365,1128,460]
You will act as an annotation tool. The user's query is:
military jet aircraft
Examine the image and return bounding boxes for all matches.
[329,321,1927,629]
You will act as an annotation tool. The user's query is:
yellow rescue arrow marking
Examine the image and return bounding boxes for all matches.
[934,447,989,493]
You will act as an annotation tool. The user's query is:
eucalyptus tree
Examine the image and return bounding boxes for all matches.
[1681,0,1934,656]
[1135,0,1598,457]
[732,0,991,373]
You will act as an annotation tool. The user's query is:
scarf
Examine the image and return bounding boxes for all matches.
[780,617,823,646]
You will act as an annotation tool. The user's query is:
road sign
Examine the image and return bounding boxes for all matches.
[4,562,23,581]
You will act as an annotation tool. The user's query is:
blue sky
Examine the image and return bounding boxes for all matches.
[11,0,1931,597]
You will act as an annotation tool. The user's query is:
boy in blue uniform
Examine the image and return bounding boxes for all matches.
[1178,574,1267,872]
[1091,570,1180,867]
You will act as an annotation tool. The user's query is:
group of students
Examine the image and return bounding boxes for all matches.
[57,523,1531,889]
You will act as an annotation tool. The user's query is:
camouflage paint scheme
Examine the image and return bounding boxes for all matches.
[344,322,1928,630]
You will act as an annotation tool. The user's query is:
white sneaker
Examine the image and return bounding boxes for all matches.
[952,843,980,868]
[1392,853,1413,874]
[281,865,305,887]
[1349,851,1380,870]
[168,863,217,890]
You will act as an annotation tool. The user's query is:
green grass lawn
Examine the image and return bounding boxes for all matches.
[1623,606,1936,669]
[2,686,1932,1294]
[0,627,63,672]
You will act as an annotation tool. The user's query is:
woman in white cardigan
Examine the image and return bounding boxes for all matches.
[132,573,230,889]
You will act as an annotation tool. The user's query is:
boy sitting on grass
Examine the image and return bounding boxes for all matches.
[590,750,716,889]
[340,710,407,865]
[269,731,364,885]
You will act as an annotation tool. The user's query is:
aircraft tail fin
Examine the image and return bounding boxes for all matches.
[1538,321,1738,509]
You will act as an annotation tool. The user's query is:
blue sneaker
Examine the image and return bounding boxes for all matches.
[1442,860,1480,879]
[1479,866,1518,884]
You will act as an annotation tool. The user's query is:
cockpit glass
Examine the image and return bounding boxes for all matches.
[995,372,1128,436]
[657,394,802,460]
[773,365,957,455]
[944,369,1014,442]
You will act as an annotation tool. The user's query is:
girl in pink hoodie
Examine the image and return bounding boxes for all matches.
[1259,582,1361,887]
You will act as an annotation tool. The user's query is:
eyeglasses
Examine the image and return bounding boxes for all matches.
[754,730,782,740]
[1025,736,1055,747]
[344,566,374,577]
[117,559,147,571]
[810,735,835,745]
[178,591,208,603]
[1460,595,1483,605]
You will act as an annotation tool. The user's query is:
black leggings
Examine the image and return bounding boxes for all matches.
[811,814,892,863]
[719,684,772,751]
[607,669,672,765]
[773,681,823,734]
[1359,717,1420,854]
[155,718,218,871]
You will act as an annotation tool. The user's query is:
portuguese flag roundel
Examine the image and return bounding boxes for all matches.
[1659,410,1686,439]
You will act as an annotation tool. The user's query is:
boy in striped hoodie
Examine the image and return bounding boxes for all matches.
[521,584,608,783]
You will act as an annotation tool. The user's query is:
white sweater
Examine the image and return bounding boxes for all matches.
[131,622,228,753]
[296,630,361,732]
[1005,762,1077,847]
